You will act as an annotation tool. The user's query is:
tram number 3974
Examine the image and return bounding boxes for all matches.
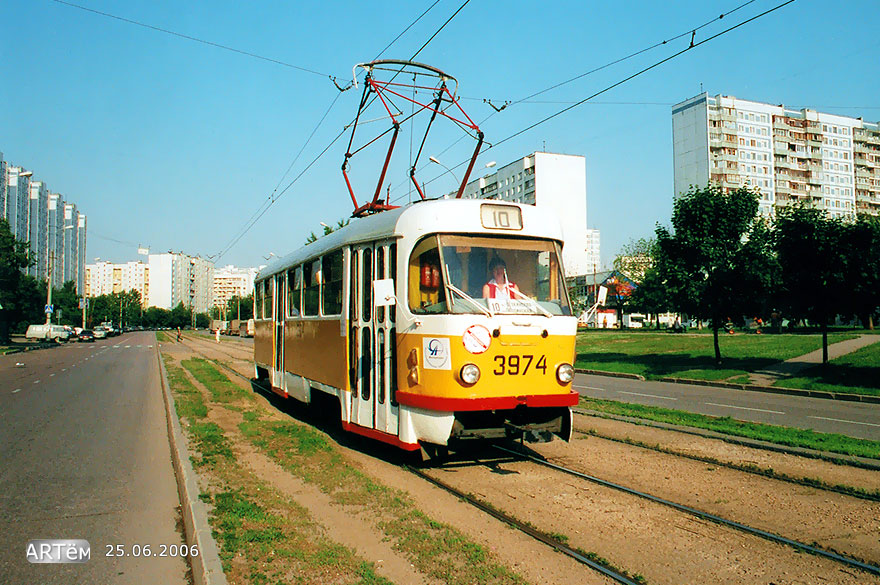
[493,354,547,376]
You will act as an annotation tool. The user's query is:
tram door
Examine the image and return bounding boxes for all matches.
[271,272,285,389]
[350,241,398,434]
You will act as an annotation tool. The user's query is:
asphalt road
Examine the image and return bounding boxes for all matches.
[0,332,188,584]
[574,373,880,441]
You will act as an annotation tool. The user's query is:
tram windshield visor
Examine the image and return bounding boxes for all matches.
[408,235,571,316]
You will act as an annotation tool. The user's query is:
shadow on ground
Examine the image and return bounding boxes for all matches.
[576,351,781,380]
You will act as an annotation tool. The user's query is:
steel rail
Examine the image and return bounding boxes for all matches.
[406,466,644,585]
[570,426,880,502]
[494,445,880,577]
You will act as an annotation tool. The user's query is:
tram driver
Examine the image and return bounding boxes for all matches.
[482,257,519,299]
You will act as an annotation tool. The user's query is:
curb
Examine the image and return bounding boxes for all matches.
[156,344,229,585]
[576,368,645,381]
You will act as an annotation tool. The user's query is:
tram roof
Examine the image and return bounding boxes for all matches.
[256,199,565,280]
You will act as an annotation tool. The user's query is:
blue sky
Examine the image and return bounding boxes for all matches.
[3,0,879,270]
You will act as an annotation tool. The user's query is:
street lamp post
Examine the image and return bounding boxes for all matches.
[429,156,459,194]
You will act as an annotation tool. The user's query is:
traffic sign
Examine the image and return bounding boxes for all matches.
[45,304,54,314]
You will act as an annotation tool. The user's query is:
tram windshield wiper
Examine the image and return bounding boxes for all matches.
[445,282,495,318]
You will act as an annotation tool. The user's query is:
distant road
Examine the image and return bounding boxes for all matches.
[0,332,188,584]
[574,373,880,442]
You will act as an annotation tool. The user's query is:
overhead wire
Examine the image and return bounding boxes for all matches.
[385,0,765,202]
[389,0,796,203]
[214,0,468,260]
[50,0,341,81]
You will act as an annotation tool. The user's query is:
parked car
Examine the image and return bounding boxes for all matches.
[77,329,95,342]
[25,323,70,342]
[93,327,108,339]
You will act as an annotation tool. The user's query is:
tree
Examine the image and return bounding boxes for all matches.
[844,214,880,330]
[226,293,254,321]
[53,280,81,326]
[654,185,771,365]
[305,217,350,245]
[0,219,33,341]
[776,205,848,364]
[628,267,670,327]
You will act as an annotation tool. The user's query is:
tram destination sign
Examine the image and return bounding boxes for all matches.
[480,204,522,231]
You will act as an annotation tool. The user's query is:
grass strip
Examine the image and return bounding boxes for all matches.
[163,355,207,419]
[579,397,880,460]
[181,357,251,403]
[163,354,395,585]
[156,331,170,343]
[239,414,530,585]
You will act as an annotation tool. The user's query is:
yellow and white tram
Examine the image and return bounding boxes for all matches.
[253,198,578,453]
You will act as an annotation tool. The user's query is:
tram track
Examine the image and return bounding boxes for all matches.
[493,444,880,578]
[570,425,880,502]
[407,465,646,585]
[167,334,880,582]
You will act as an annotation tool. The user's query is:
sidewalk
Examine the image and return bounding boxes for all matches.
[749,334,880,386]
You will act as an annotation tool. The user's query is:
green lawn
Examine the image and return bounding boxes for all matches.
[774,341,880,396]
[575,331,859,381]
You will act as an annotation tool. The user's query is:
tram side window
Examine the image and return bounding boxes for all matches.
[254,281,263,319]
[302,259,321,316]
[287,267,301,317]
[322,250,343,316]
[408,236,447,314]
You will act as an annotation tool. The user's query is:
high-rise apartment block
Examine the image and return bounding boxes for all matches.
[85,253,214,313]
[85,261,150,302]
[456,151,601,276]
[213,265,258,309]
[673,93,880,218]
[146,253,215,313]
[1,151,87,293]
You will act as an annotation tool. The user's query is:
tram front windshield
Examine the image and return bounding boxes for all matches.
[408,235,571,316]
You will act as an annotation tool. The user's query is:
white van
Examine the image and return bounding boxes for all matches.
[25,324,71,342]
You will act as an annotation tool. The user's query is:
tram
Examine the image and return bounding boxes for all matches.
[253,198,578,453]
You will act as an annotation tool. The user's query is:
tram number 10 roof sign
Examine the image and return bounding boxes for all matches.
[342,60,484,217]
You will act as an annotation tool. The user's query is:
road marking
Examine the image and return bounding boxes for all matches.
[706,402,784,415]
[618,391,677,401]
[62,368,67,372]
[574,385,606,391]
[125,345,131,348]
[33,380,40,384]
[809,415,880,428]
[13,389,21,394]
[50,373,55,377]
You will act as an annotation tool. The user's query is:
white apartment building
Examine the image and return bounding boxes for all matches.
[85,261,150,303]
[457,151,600,276]
[213,265,258,309]
[27,181,49,279]
[2,152,88,293]
[63,203,78,284]
[3,165,30,242]
[147,252,214,313]
[673,93,880,218]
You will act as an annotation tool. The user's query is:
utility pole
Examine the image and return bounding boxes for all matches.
[45,251,54,325]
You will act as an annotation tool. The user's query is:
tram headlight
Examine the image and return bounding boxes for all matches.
[556,363,574,384]
[460,363,481,385]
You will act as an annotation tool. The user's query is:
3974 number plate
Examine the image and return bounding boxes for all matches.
[492,354,546,376]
